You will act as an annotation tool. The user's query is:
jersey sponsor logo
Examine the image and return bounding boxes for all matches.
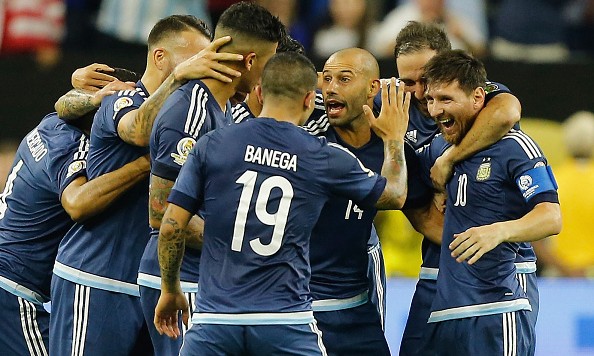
[244,145,298,172]
[170,137,196,166]
[67,160,86,178]
[113,97,134,114]
[476,160,491,181]
[484,82,499,94]
[405,129,418,144]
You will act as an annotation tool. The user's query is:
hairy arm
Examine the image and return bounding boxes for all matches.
[149,174,204,249]
[450,202,562,264]
[61,154,150,222]
[403,201,444,244]
[364,78,410,210]
[431,93,521,190]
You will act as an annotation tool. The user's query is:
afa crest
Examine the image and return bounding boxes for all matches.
[67,160,86,178]
[476,162,491,181]
[113,97,134,113]
[171,137,196,166]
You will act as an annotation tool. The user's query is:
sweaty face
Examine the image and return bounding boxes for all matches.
[321,56,371,128]
[425,81,480,145]
[396,49,436,117]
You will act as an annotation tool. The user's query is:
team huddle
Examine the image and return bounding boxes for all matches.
[0,2,561,356]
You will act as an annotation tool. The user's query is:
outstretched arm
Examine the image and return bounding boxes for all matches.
[365,78,410,210]
[149,175,204,249]
[61,154,150,222]
[154,203,193,339]
[431,93,521,190]
[117,36,244,146]
[449,202,561,265]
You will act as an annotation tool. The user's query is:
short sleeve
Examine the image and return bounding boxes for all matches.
[168,136,209,214]
[322,143,386,210]
[53,134,89,198]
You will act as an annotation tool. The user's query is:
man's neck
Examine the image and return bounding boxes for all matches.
[333,116,372,148]
[202,78,239,112]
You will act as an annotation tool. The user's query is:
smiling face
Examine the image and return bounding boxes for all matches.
[425,80,484,144]
[396,48,436,117]
[321,51,376,128]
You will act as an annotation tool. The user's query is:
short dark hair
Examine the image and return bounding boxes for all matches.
[97,67,140,83]
[394,21,451,58]
[277,34,306,55]
[216,2,284,43]
[148,15,211,48]
[423,50,486,94]
[261,52,317,100]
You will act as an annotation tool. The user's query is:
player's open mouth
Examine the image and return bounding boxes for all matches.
[326,100,345,116]
[438,117,455,129]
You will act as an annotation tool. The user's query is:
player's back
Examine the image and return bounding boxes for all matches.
[181,117,385,322]
[0,114,87,299]
[55,84,150,294]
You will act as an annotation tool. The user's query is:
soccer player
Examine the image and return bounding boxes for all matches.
[387,21,544,356]
[138,3,284,354]
[419,50,561,355]
[0,75,149,355]
[49,15,240,355]
[154,51,409,356]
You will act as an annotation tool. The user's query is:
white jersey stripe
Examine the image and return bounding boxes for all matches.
[79,286,90,356]
[371,247,385,329]
[503,130,542,159]
[191,90,208,136]
[184,84,201,135]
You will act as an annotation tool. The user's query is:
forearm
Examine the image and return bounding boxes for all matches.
[119,74,183,146]
[55,89,97,120]
[448,93,520,164]
[159,217,186,292]
[403,202,443,244]
[63,158,149,221]
[376,139,407,210]
[497,203,562,243]
[182,215,205,250]
[149,175,203,249]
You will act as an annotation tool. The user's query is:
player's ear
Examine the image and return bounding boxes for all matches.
[243,52,256,72]
[152,48,166,70]
[255,84,264,104]
[304,90,316,110]
[369,79,381,98]
[473,86,486,109]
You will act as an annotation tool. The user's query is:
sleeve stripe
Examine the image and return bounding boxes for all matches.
[502,130,542,159]
[328,142,374,177]
[73,135,89,161]
[234,110,251,124]
[303,114,330,135]
[184,85,208,138]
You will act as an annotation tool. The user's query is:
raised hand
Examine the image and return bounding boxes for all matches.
[173,36,244,83]
[363,77,410,142]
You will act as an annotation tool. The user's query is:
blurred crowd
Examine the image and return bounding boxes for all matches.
[1,0,594,69]
[1,0,593,278]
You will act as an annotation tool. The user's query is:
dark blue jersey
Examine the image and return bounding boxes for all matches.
[307,126,432,302]
[138,80,232,291]
[54,82,150,296]
[168,118,386,324]
[418,130,558,322]
[0,113,87,302]
[232,101,254,124]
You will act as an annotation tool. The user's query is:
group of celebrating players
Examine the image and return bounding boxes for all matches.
[0,2,561,355]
